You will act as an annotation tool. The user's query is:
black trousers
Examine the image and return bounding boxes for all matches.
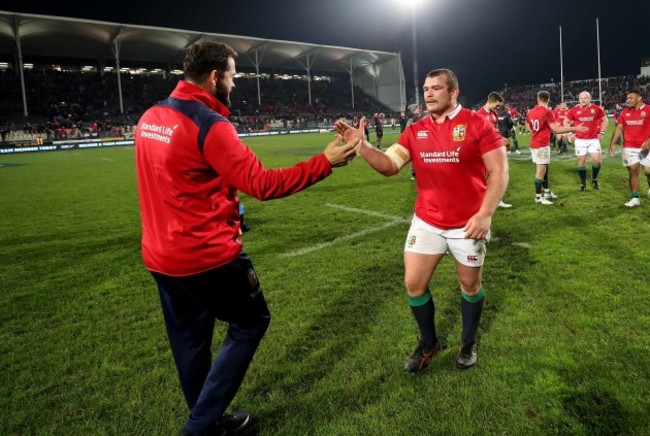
[152,252,271,435]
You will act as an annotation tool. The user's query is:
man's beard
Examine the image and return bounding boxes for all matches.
[215,81,231,108]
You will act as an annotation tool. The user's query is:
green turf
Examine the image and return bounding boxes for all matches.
[1,126,649,435]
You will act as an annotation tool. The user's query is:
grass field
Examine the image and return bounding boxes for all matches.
[1,126,650,435]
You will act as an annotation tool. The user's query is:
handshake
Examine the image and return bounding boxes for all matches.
[323,117,369,167]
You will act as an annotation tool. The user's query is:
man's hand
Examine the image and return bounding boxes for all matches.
[642,138,650,151]
[333,117,366,142]
[574,123,589,133]
[608,144,616,157]
[324,135,359,167]
[463,212,492,240]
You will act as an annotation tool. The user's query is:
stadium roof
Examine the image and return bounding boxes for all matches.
[0,10,406,111]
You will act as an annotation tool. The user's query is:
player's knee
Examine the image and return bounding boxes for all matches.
[459,281,481,295]
[404,277,428,297]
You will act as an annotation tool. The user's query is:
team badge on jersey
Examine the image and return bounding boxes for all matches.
[452,124,466,142]
[641,111,646,118]
[590,109,595,115]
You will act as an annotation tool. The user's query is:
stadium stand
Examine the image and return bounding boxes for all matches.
[0,67,397,145]
[502,75,650,115]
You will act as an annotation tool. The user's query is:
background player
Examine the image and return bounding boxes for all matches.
[564,91,608,191]
[552,102,570,154]
[608,90,650,207]
[527,91,588,204]
[477,91,512,208]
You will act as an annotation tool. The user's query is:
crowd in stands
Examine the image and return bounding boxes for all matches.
[502,75,650,115]
[0,68,396,145]
[3,67,649,146]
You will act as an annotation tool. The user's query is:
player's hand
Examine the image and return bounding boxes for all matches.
[463,212,492,240]
[574,123,589,133]
[641,139,650,151]
[333,117,366,142]
[324,135,359,167]
[567,133,575,144]
[608,144,616,157]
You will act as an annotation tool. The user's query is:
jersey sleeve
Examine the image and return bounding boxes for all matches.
[203,122,332,201]
[566,109,575,122]
[397,125,414,154]
[476,114,505,154]
[545,109,556,125]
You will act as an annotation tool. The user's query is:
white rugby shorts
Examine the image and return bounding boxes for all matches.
[622,147,643,167]
[574,138,601,156]
[404,215,489,267]
[531,146,551,165]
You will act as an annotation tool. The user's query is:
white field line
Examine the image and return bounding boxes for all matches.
[324,203,404,221]
[491,237,532,249]
[279,204,532,257]
[100,157,115,161]
[280,203,409,258]
[279,218,409,258]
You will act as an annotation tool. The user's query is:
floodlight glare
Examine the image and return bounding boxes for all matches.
[400,0,423,6]
[400,0,425,106]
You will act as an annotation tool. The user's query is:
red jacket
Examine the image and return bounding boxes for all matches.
[136,81,332,276]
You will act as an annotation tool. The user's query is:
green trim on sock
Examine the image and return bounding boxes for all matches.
[408,290,432,307]
[632,192,640,198]
[578,166,587,171]
[461,287,485,303]
[592,164,601,169]
[534,178,543,184]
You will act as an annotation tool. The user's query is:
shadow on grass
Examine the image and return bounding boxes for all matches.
[396,231,538,371]
[241,263,400,433]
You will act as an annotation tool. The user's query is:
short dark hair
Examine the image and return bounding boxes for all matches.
[487,92,504,103]
[426,68,459,91]
[183,41,237,83]
[628,89,644,99]
[537,91,550,103]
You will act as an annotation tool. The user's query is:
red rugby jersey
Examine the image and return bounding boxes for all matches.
[398,105,504,229]
[527,105,556,148]
[617,104,650,147]
[566,104,606,139]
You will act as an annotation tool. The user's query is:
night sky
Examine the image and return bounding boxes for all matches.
[3,0,649,105]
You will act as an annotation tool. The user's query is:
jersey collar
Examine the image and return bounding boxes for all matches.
[448,104,463,120]
[171,80,231,117]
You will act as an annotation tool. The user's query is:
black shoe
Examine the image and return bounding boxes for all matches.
[178,409,250,436]
[240,223,250,233]
[404,340,441,373]
[456,340,478,370]
[579,184,586,192]
[592,180,599,190]
[216,409,250,435]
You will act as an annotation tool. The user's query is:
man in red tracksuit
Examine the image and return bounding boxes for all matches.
[135,41,357,436]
